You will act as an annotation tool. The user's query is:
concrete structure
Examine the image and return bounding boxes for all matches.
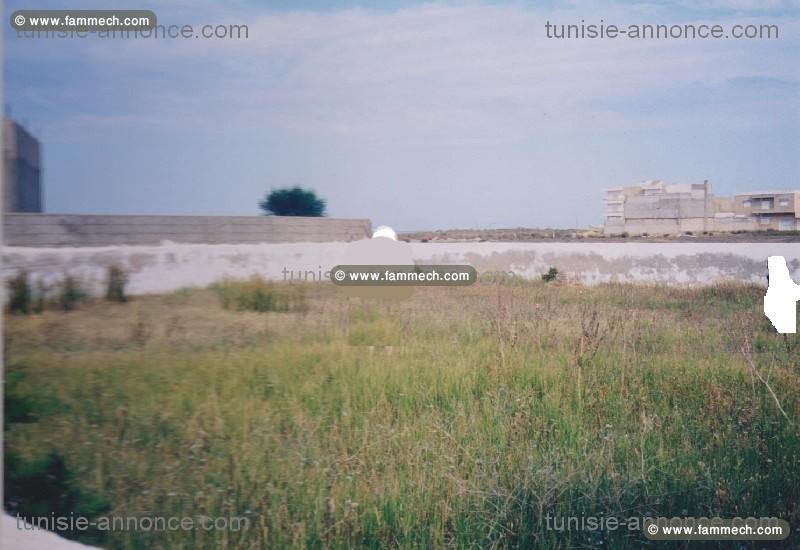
[3,213,372,247]
[3,117,42,212]
[725,191,800,232]
[3,241,798,295]
[604,180,800,235]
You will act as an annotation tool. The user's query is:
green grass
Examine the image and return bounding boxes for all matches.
[4,281,799,548]
[212,277,307,313]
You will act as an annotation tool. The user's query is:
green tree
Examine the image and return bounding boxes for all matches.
[260,187,326,217]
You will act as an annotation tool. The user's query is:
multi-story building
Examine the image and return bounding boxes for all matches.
[2,117,42,212]
[604,180,799,235]
[725,191,800,232]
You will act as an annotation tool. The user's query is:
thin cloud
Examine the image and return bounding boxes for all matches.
[10,2,792,144]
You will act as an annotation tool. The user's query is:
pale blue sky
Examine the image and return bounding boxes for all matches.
[5,0,799,230]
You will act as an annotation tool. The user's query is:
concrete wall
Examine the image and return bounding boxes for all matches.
[3,213,372,247]
[611,216,799,236]
[3,241,798,296]
[612,216,772,236]
[624,196,711,220]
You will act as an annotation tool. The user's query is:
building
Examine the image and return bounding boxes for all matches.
[604,180,800,235]
[723,191,800,232]
[2,117,42,212]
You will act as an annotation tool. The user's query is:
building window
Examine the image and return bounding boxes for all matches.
[759,216,771,225]
[779,199,790,207]
[743,200,751,207]
[761,199,773,209]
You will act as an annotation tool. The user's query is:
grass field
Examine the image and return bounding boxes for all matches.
[4,280,800,548]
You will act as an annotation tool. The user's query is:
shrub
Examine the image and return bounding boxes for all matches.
[7,271,31,314]
[4,367,37,428]
[4,450,110,544]
[259,186,326,217]
[105,265,128,303]
[213,277,306,313]
[59,274,85,311]
[541,267,559,282]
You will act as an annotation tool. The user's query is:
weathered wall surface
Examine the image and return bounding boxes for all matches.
[624,196,711,220]
[3,242,798,296]
[3,213,372,247]
[609,216,764,235]
[411,242,799,284]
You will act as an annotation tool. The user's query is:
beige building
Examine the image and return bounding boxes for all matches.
[604,180,800,235]
[2,117,42,212]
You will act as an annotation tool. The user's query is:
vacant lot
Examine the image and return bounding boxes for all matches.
[4,281,800,548]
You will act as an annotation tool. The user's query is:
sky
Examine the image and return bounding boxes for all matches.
[4,0,799,230]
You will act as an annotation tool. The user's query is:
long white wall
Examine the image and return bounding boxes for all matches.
[3,242,798,295]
